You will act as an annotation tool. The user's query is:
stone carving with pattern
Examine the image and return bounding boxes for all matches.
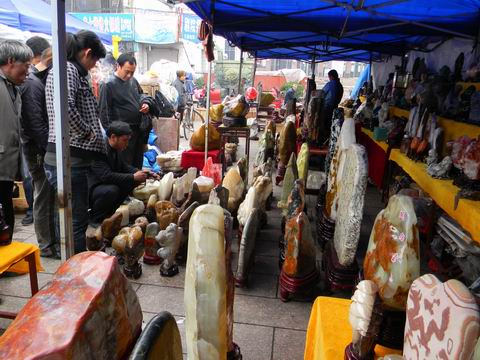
[403,274,480,360]
[363,195,420,310]
[333,144,368,266]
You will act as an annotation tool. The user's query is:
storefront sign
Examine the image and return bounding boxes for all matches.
[70,13,135,41]
[181,13,202,44]
[134,13,178,45]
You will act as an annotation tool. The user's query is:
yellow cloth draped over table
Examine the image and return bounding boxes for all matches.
[0,241,44,274]
[390,149,480,244]
[304,297,401,360]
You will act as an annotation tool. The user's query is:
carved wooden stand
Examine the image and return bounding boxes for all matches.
[317,209,335,250]
[323,241,358,292]
[124,261,142,279]
[275,163,286,185]
[279,269,318,302]
[160,263,179,277]
[143,235,161,265]
[376,309,406,350]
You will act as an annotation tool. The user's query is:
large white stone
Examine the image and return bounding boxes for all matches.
[236,208,260,284]
[222,166,245,213]
[325,117,356,220]
[185,204,227,360]
[237,187,258,227]
[333,144,368,266]
[132,179,160,201]
[127,197,145,218]
[158,172,175,201]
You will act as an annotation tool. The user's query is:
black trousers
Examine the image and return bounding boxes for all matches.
[89,184,130,225]
[122,125,145,170]
[0,181,14,237]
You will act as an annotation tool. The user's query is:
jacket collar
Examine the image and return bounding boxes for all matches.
[71,60,88,77]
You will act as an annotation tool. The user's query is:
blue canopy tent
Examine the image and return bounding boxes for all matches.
[0,0,112,44]
[185,0,480,61]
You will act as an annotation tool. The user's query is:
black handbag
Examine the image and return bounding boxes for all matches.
[154,90,176,118]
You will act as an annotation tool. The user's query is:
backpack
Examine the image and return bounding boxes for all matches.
[155,90,176,117]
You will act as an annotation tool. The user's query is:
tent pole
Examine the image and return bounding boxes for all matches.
[205,61,212,165]
[252,53,257,88]
[237,50,244,95]
[51,0,74,260]
[369,52,373,92]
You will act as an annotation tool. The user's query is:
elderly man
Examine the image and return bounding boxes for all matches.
[0,40,33,238]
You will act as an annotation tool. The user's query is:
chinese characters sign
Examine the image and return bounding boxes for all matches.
[134,13,178,45]
[70,13,134,41]
[181,13,202,44]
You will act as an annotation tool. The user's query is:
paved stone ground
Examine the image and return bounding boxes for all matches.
[0,126,385,359]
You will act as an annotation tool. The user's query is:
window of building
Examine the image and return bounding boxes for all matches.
[224,40,236,61]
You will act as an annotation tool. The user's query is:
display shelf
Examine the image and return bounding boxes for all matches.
[361,128,389,152]
[390,149,480,244]
[389,106,480,143]
[389,106,410,119]
[458,82,480,92]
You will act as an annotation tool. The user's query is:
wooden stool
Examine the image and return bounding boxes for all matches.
[0,242,42,319]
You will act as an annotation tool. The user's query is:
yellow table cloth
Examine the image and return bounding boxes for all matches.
[0,241,43,274]
[361,128,389,152]
[304,296,402,360]
[390,149,480,244]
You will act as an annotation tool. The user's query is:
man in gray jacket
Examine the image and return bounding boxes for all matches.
[0,40,33,238]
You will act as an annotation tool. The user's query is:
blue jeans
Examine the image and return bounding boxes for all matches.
[44,163,89,254]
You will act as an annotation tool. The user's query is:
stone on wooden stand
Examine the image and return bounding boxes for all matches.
[224,209,242,360]
[222,166,245,214]
[184,204,227,359]
[112,224,145,279]
[278,152,299,215]
[143,222,161,265]
[176,201,200,262]
[235,208,260,288]
[276,120,296,185]
[323,241,359,292]
[145,194,158,223]
[344,280,383,360]
[156,223,183,277]
[86,211,124,251]
[363,195,420,350]
[280,211,317,302]
[326,144,368,291]
[316,208,335,250]
[279,179,305,268]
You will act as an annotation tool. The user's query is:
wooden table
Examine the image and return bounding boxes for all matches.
[217,125,251,179]
[0,242,43,319]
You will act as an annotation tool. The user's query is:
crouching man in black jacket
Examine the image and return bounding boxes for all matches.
[88,122,158,225]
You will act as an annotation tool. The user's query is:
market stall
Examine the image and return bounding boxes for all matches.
[3,0,480,358]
